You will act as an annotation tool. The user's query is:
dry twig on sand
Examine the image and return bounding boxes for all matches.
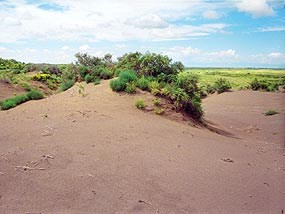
[1,156,10,162]
[15,166,45,171]
[221,158,234,163]
[42,155,54,160]
[138,200,151,205]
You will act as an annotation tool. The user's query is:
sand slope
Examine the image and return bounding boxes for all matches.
[0,81,284,213]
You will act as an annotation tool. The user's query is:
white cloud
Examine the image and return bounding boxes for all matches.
[249,52,285,66]
[258,26,285,32]
[203,10,220,19]
[0,47,8,52]
[0,48,75,64]
[0,0,230,43]
[162,46,238,66]
[268,52,284,58]
[236,0,274,17]
[207,49,236,57]
[79,45,91,51]
[126,14,169,29]
[115,44,127,49]
[61,45,70,50]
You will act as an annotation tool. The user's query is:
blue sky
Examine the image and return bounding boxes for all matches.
[0,0,284,68]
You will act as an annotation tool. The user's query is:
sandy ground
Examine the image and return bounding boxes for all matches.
[0,81,284,214]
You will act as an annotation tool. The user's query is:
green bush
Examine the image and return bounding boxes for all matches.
[176,72,199,95]
[250,78,262,90]
[85,74,93,83]
[214,78,232,93]
[20,82,31,91]
[119,70,137,83]
[79,66,90,79]
[99,68,113,80]
[93,78,101,85]
[136,77,149,90]
[61,79,75,91]
[157,73,177,84]
[161,84,203,119]
[110,70,138,92]
[27,90,44,100]
[135,99,146,109]
[0,90,44,110]
[32,73,51,82]
[152,98,161,106]
[110,79,126,92]
[114,68,124,77]
[46,79,58,90]
[125,82,136,94]
[154,108,165,115]
[266,83,279,92]
[281,78,285,89]
[148,80,160,94]
[1,99,17,110]
[187,93,203,119]
[249,78,277,91]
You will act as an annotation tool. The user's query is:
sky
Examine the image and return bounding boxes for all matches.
[0,0,284,68]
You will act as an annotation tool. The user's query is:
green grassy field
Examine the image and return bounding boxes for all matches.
[186,68,285,90]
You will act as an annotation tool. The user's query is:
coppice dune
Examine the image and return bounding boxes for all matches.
[0,80,284,213]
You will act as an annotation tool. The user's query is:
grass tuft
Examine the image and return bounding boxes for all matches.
[264,110,279,116]
[135,99,146,109]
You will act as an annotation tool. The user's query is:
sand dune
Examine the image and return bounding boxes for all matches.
[0,80,284,213]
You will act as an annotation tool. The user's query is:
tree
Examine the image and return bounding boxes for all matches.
[75,53,103,67]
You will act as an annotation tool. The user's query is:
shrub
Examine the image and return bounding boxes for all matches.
[61,79,75,91]
[125,82,136,94]
[148,80,160,94]
[281,77,285,89]
[119,70,137,83]
[214,78,232,93]
[110,70,138,92]
[27,90,44,100]
[99,68,113,80]
[32,73,51,82]
[1,99,17,110]
[116,52,184,77]
[152,98,161,106]
[266,83,279,92]
[75,53,103,67]
[0,90,43,110]
[79,66,90,79]
[176,72,199,95]
[93,78,101,85]
[85,74,93,83]
[135,99,146,109]
[157,73,177,84]
[46,79,58,90]
[32,73,61,90]
[154,108,165,115]
[250,78,261,90]
[20,82,31,91]
[161,84,203,119]
[202,84,216,94]
[264,110,279,116]
[110,79,126,92]
[136,77,149,90]
[187,93,203,119]
[249,78,276,91]
[61,64,79,81]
